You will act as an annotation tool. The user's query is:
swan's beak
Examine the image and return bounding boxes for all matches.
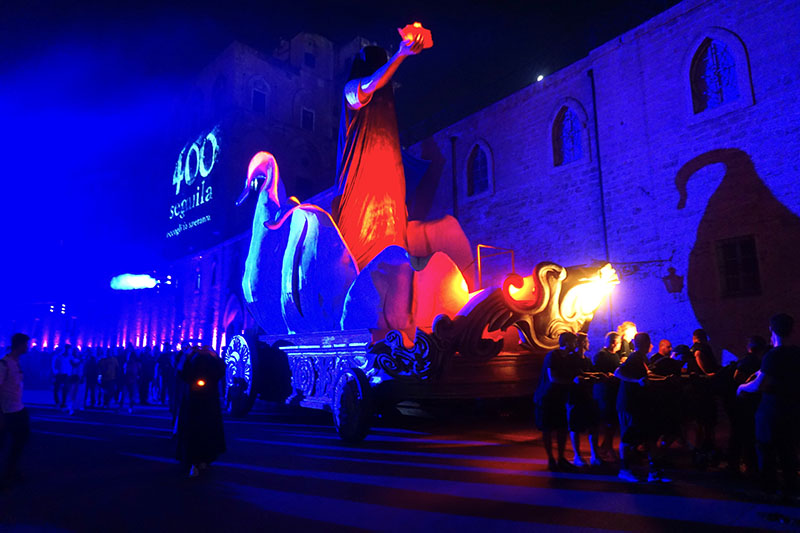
[235,184,251,206]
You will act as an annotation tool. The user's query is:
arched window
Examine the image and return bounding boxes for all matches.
[251,78,269,115]
[552,107,583,166]
[467,144,489,196]
[690,38,739,114]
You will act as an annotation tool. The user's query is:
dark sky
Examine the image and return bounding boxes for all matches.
[0,0,678,310]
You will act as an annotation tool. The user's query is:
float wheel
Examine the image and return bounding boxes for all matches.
[332,368,373,443]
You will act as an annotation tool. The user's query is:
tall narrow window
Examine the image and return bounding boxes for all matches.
[467,145,489,196]
[553,107,582,166]
[691,38,739,114]
[716,236,760,297]
[252,89,266,114]
[301,107,315,131]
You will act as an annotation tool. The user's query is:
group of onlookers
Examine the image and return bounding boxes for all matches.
[534,314,800,500]
[1,334,227,487]
[48,344,179,413]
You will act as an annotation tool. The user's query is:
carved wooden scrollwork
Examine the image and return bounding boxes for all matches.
[432,262,618,357]
[372,329,444,381]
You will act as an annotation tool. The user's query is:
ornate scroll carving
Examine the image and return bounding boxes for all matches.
[433,262,618,357]
[372,329,444,381]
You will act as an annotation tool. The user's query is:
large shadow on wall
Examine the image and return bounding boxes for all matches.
[676,148,800,354]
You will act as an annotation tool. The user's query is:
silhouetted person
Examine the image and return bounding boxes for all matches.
[176,347,226,477]
[51,345,69,407]
[534,332,577,472]
[65,346,82,415]
[726,335,766,475]
[649,344,686,451]
[567,333,601,466]
[689,328,719,465]
[615,332,670,483]
[738,314,800,498]
[83,349,98,408]
[120,351,140,413]
[0,333,30,489]
[156,345,175,406]
[139,349,155,406]
[592,331,622,461]
[98,350,120,408]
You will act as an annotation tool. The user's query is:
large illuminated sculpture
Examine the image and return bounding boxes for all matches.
[227,25,618,441]
[237,152,357,333]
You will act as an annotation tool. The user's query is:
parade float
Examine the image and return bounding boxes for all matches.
[220,22,617,441]
[221,150,618,442]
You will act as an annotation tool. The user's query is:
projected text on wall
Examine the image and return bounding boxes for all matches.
[167,126,219,239]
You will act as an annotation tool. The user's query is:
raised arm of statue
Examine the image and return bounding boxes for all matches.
[345,33,425,110]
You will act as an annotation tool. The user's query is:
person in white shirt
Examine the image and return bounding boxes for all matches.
[0,333,30,489]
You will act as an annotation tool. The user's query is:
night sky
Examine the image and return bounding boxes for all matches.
[0,0,678,313]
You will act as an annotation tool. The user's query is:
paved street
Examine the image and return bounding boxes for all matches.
[2,391,800,532]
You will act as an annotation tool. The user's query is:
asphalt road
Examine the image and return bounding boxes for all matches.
[2,392,800,532]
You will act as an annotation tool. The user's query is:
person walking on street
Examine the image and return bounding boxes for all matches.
[51,346,68,408]
[120,351,141,413]
[176,346,226,478]
[0,333,31,490]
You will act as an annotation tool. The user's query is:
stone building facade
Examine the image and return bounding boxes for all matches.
[30,32,372,352]
[408,0,800,355]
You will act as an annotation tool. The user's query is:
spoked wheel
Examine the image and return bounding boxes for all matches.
[223,335,255,417]
[332,368,373,443]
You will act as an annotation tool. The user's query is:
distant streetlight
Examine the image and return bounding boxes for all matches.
[536,75,544,82]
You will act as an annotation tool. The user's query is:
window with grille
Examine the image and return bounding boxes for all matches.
[691,38,739,114]
[716,236,760,297]
[553,107,582,166]
[467,145,489,196]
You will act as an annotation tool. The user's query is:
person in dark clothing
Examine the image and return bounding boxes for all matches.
[0,333,30,490]
[139,351,155,406]
[592,331,622,461]
[689,329,719,464]
[156,346,175,406]
[738,314,800,498]
[567,333,602,466]
[649,339,672,366]
[120,351,140,413]
[51,346,69,408]
[649,346,686,451]
[691,329,719,375]
[615,332,670,483]
[726,335,767,475]
[534,332,578,472]
[176,346,226,478]
[83,350,99,408]
[171,349,190,425]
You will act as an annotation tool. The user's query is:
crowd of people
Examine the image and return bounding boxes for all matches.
[46,343,186,416]
[533,314,800,500]
[0,336,227,486]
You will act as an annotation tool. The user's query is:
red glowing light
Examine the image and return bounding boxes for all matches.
[397,22,433,49]
[197,380,206,387]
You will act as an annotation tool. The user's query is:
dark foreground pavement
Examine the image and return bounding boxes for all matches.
[2,391,800,532]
